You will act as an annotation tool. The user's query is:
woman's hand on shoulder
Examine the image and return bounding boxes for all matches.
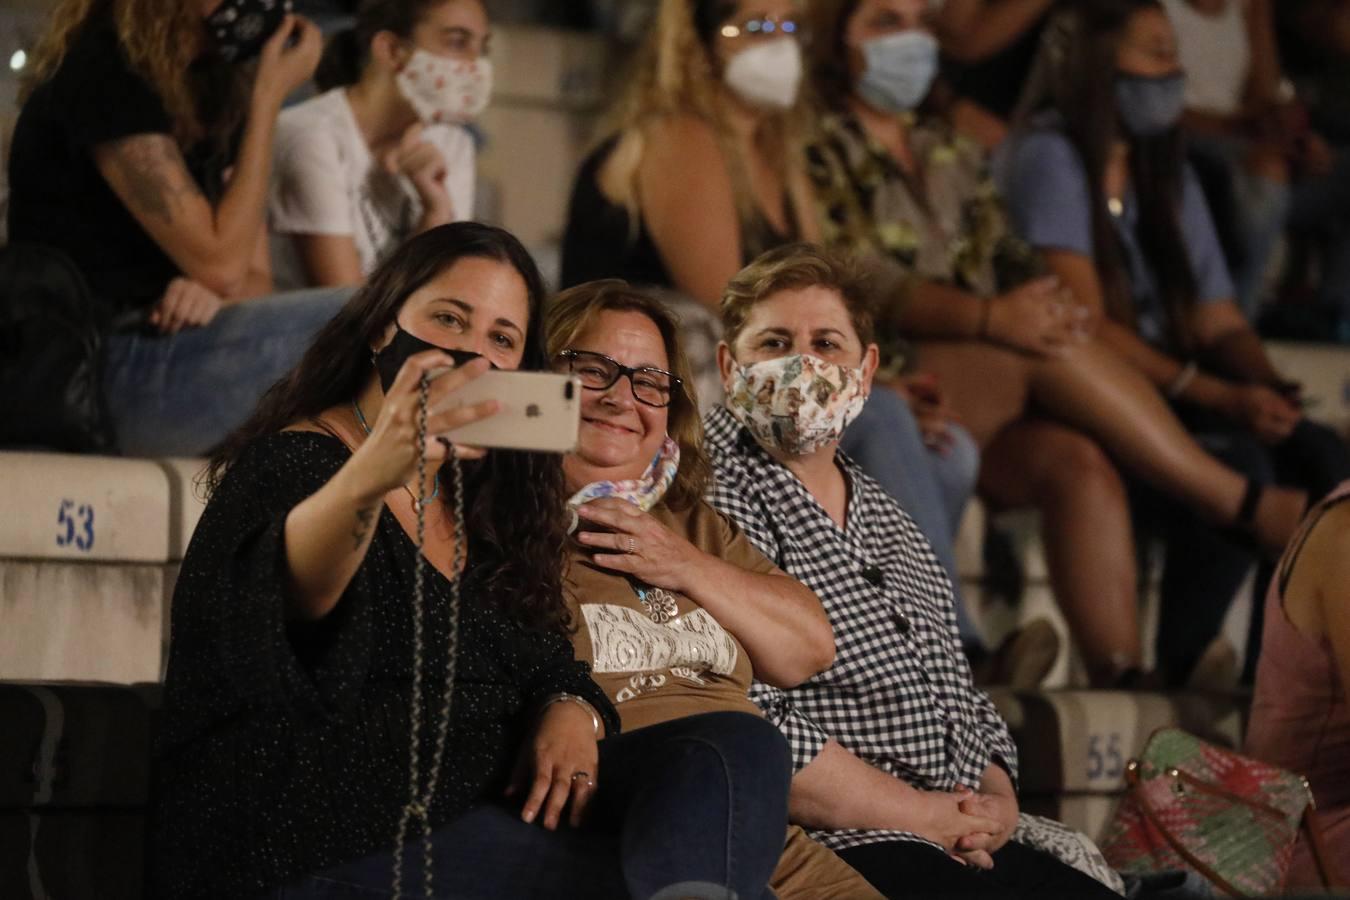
[346,352,498,502]
[574,498,705,594]
[506,701,600,830]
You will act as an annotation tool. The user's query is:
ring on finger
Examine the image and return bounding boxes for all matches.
[625,537,638,555]
[571,771,595,787]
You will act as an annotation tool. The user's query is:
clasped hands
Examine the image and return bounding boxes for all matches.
[919,774,1019,871]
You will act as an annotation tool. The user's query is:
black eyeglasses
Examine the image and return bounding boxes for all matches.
[556,349,681,408]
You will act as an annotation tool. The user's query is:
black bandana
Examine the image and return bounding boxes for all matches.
[206,0,291,63]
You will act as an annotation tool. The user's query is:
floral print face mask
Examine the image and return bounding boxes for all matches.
[567,436,681,532]
[725,354,868,456]
[395,49,493,125]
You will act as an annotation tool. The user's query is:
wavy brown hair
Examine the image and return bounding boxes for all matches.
[208,223,574,633]
[545,280,713,512]
[24,0,240,145]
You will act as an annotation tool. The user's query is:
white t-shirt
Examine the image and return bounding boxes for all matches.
[269,88,476,289]
[1160,0,1252,117]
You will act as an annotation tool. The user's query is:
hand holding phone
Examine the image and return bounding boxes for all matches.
[430,370,581,453]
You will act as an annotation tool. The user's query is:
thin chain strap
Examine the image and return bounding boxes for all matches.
[391,373,464,900]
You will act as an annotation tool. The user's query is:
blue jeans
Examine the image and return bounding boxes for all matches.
[271,712,790,900]
[842,386,983,646]
[103,287,351,457]
[1189,134,1292,317]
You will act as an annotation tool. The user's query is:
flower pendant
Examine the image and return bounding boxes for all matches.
[637,587,680,624]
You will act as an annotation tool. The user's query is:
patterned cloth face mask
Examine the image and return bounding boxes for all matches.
[395,49,494,125]
[206,0,292,63]
[725,354,868,456]
[567,436,681,533]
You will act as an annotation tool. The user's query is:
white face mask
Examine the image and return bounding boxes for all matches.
[395,48,493,125]
[723,38,803,111]
[724,353,868,456]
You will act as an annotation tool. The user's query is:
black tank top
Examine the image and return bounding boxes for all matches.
[560,135,797,290]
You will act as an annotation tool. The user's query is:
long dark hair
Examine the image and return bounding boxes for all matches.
[208,222,572,633]
[1032,0,1198,351]
[808,0,867,110]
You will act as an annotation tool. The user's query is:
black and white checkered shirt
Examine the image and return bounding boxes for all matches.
[703,405,1018,852]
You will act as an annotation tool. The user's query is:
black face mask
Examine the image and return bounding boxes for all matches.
[374,324,485,394]
[206,0,292,63]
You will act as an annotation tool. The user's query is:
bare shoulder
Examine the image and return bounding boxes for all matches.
[1307,499,1350,563]
[640,114,727,171]
[1284,496,1350,615]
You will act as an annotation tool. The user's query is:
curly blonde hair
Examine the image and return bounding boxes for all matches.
[596,0,819,242]
[24,0,218,143]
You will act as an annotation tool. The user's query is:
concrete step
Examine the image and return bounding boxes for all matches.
[0,561,165,683]
[0,452,169,564]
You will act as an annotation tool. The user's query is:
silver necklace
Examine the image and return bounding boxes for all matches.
[384,373,464,900]
[351,399,439,508]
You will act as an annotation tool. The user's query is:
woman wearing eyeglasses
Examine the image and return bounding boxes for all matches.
[546,280,883,899]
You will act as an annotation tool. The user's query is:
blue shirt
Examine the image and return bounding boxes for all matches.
[997,126,1234,350]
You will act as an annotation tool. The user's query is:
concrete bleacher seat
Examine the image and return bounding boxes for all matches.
[0,452,207,684]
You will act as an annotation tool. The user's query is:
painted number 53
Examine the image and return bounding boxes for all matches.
[56,499,96,552]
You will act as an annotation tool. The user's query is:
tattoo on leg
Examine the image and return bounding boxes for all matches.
[352,505,377,549]
[104,135,203,224]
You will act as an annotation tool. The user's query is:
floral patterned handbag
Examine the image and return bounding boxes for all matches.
[1099,728,1343,897]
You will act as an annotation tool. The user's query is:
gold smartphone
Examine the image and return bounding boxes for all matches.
[429,369,581,453]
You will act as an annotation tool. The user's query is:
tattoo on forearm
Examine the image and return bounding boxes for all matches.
[352,505,377,549]
[105,135,203,224]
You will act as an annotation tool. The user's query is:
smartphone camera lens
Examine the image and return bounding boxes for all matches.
[564,381,575,400]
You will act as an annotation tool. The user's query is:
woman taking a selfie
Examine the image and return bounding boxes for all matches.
[154,223,793,899]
